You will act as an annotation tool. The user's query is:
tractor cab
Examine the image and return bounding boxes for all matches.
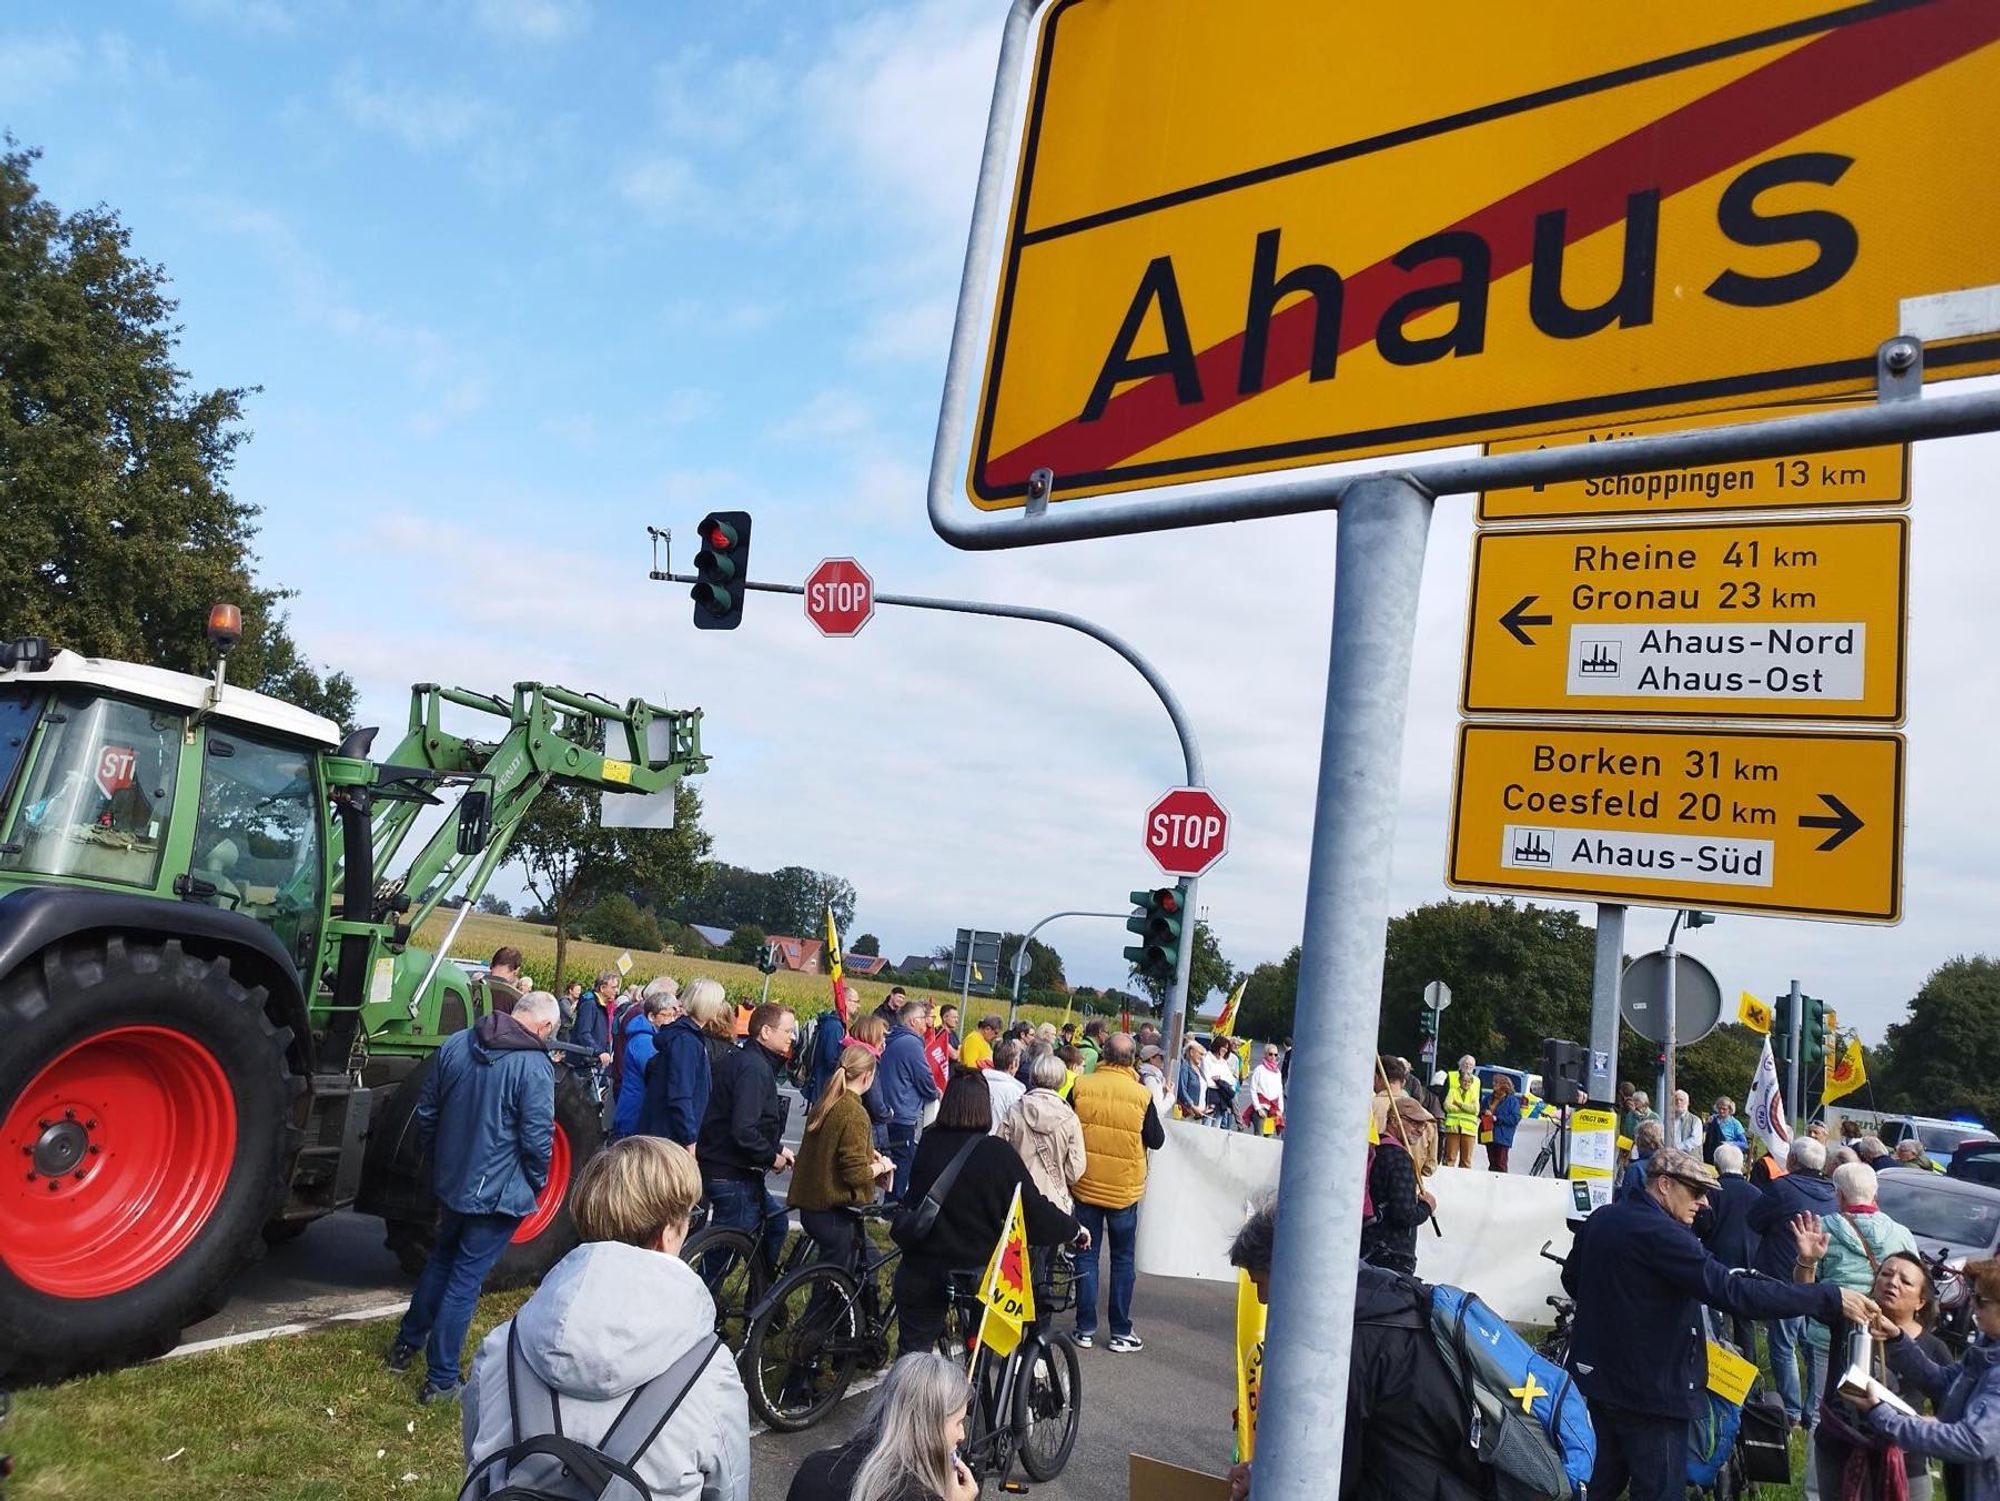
[0,639,340,975]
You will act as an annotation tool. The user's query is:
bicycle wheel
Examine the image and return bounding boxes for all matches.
[960,1347,1014,1486]
[1014,1333,1083,1481]
[744,1263,863,1432]
[680,1225,765,1350]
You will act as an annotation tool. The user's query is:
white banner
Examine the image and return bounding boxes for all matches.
[1134,1122,1575,1323]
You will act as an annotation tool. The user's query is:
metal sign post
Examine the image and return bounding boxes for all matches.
[1257,476,1432,1499]
[1588,905,1624,1105]
[1787,977,1806,1133]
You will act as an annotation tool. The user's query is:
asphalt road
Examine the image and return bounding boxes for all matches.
[748,1273,1238,1501]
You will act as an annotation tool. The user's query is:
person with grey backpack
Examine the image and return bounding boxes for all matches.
[460,1139,748,1501]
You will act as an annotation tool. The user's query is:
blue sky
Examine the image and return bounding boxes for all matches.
[6,0,1997,1050]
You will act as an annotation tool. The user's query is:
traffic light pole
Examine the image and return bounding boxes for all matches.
[646,558,1209,1053]
[1007,911,1131,1027]
[1787,978,1804,1133]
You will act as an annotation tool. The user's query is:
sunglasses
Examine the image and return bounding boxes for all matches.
[1667,1176,1717,1196]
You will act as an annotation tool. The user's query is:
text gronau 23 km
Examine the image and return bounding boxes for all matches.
[1446,723,1903,922]
[1480,401,1908,523]
[1461,516,1907,722]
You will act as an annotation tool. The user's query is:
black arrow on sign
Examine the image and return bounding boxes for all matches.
[1799,793,1864,852]
[1499,595,1553,647]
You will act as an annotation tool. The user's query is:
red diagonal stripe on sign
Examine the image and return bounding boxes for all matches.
[982,0,2000,491]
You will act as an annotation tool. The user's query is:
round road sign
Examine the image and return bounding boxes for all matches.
[1618,950,1723,1046]
[804,558,875,638]
[1145,786,1230,878]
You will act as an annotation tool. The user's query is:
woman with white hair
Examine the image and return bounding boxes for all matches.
[1794,1160,1918,1428]
[641,977,731,1148]
[786,1351,978,1501]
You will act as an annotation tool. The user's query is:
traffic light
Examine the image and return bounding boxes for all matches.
[1773,989,1795,1067]
[755,941,780,975]
[1123,884,1186,984]
[1801,994,1830,1071]
[1418,1008,1439,1039]
[690,511,752,630]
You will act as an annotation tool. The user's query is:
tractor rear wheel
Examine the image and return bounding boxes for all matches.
[0,937,297,1381]
[377,1070,601,1288]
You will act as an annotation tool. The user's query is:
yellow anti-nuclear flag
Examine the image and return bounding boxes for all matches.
[824,905,844,1008]
[1233,1269,1267,1465]
[976,1185,1035,1358]
[1737,991,1772,1036]
[1826,1036,1869,1103]
[1213,977,1247,1039]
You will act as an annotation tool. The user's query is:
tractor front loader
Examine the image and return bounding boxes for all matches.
[0,612,706,1380]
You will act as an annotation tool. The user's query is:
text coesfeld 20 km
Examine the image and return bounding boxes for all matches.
[1446,723,1902,922]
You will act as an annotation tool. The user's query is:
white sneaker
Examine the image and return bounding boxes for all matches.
[1073,1331,1094,1348]
[1107,1333,1144,1354]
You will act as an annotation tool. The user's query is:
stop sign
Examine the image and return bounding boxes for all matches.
[1144,786,1230,877]
[804,558,875,637]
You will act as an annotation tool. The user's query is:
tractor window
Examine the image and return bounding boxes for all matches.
[0,691,183,889]
[192,730,324,970]
[0,688,38,809]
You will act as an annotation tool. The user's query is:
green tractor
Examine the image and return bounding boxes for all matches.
[0,609,707,1381]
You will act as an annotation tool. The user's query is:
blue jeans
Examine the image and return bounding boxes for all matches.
[1587,1403,1686,1501]
[1073,1199,1139,1339]
[706,1176,789,1273]
[396,1208,519,1391]
[1803,1337,1829,1428]
[1767,1316,1808,1421]
[887,1121,919,1203]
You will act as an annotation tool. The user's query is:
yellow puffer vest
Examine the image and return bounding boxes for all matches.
[1072,1063,1153,1210]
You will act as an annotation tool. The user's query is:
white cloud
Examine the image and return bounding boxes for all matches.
[766,388,875,445]
[0,34,84,103]
[852,296,956,366]
[614,154,703,218]
[471,0,587,44]
[331,65,500,153]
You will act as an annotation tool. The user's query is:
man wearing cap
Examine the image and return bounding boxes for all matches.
[1564,1146,1879,1501]
[1135,1042,1172,1116]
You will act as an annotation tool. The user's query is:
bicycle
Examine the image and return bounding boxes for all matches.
[1529,1105,1571,1178]
[948,1257,1084,1488]
[680,1200,812,1350]
[742,1205,903,1431]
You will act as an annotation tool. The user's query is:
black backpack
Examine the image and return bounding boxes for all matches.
[458,1324,722,1501]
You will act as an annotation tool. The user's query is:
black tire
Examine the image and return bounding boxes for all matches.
[744,1263,863,1432]
[680,1225,767,1350]
[961,1347,1015,1486]
[1014,1333,1083,1481]
[374,1070,602,1287]
[0,936,299,1382]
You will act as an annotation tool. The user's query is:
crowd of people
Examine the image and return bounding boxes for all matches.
[391,960,2000,1500]
[397,952,1193,1498]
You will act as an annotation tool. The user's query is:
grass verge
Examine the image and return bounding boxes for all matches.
[6,1293,527,1501]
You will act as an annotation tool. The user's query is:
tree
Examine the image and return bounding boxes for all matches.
[474,893,512,917]
[1379,899,1596,1065]
[1237,946,1302,1042]
[1617,1022,1767,1119]
[764,866,857,938]
[0,144,354,725]
[999,933,1068,992]
[671,863,776,929]
[851,933,881,957]
[1876,957,2000,1122]
[724,922,768,967]
[512,780,710,989]
[580,892,664,952]
[1128,918,1234,1020]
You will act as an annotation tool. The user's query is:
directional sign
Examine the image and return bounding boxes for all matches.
[1145,786,1230,878]
[1446,723,1903,922]
[804,558,875,638]
[1480,402,1910,523]
[956,0,2000,510]
[1461,517,1909,722]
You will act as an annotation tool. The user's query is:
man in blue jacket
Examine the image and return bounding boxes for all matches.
[639,991,715,1147]
[1747,1135,1838,1425]
[1564,1146,1875,1501]
[877,997,941,1201]
[387,991,560,1404]
[611,984,677,1138]
[1696,1142,1764,1352]
[569,970,617,1075]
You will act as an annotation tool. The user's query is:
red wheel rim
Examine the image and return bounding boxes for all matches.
[512,1124,571,1244]
[1,1025,238,1298]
